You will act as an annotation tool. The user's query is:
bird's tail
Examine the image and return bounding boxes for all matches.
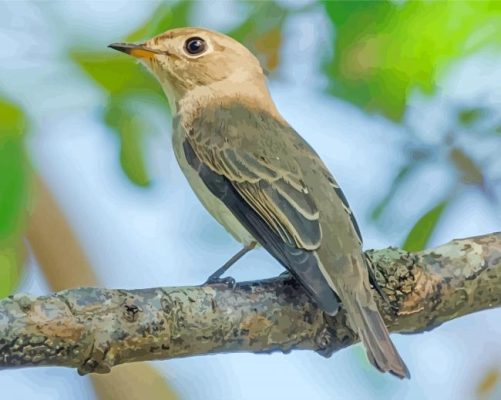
[345,294,410,379]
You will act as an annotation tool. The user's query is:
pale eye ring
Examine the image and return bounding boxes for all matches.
[184,37,206,55]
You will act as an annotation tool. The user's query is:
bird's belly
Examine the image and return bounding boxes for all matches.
[172,129,255,246]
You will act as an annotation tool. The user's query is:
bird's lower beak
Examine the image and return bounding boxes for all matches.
[108,43,156,60]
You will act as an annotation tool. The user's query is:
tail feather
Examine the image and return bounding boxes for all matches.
[349,296,410,379]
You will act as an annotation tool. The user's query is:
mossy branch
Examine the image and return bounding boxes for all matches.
[1,233,500,375]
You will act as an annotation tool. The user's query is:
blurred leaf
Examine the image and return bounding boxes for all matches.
[71,52,160,95]
[72,52,160,187]
[0,137,27,239]
[105,99,151,186]
[72,50,164,186]
[229,1,288,73]
[126,0,193,42]
[71,1,192,187]
[403,200,448,252]
[0,98,29,237]
[0,97,30,297]
[323,0,501,120]
[477,368,500,397]
[458,107,487,126]
[73,1,194,94]
[449,147,484,186]
[371,162,415,221]
[0,99,25,135]
[0,247,21,298]
[119,123,150,187]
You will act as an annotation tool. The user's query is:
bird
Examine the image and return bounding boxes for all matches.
[109,27,410,379]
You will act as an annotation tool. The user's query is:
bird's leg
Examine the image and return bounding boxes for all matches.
[204,242,257,287]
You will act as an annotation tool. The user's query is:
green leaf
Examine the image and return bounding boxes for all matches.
[323,0,501,120]
[72,51,160,186]
[0,139,28,239]
[457,107,487,126]
[0,246,22,298]
[0,99,25,136]
[371,162,415,221]
[403,200,448,252]
[71,51,160,95]
[71,2,193,95]
[0,99,29,242]
[71,2,193,188]
[0,97,29,298]
[105,98,152,187]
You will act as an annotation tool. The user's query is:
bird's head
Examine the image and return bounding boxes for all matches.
[109,27,266,112]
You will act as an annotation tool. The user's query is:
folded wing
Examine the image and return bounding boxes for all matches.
[181,106,339,313]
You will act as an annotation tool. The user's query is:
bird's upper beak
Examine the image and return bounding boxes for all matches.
[108,43,157,60]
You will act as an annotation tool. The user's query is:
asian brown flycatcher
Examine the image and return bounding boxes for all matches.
[109,27,409,378]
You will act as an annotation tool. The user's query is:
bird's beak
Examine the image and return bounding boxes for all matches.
[108,43,157,60]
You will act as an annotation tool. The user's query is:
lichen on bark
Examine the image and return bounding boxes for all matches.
[0,232,500,374]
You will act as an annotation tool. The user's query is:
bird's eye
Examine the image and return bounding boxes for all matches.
[184,37,206,56]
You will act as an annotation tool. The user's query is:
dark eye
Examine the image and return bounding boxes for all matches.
[184,37,206,55]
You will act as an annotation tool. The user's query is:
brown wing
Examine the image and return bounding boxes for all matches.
[178,105,340,314]
[182,139,339,315]
[186,108,321,251]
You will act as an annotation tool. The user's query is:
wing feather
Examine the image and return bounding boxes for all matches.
[218,148,321,250]
[187,116,322,250]
[182,139,339,314]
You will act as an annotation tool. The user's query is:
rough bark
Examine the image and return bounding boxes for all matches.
[1,233,500,375]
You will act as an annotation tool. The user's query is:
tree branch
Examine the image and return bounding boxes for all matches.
[1,233,500,374]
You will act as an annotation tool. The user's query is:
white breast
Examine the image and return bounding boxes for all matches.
[172,126,256,246]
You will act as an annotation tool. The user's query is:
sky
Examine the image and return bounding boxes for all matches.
[1,1,500,399]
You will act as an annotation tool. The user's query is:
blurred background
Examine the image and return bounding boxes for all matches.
[1,1,501,399]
